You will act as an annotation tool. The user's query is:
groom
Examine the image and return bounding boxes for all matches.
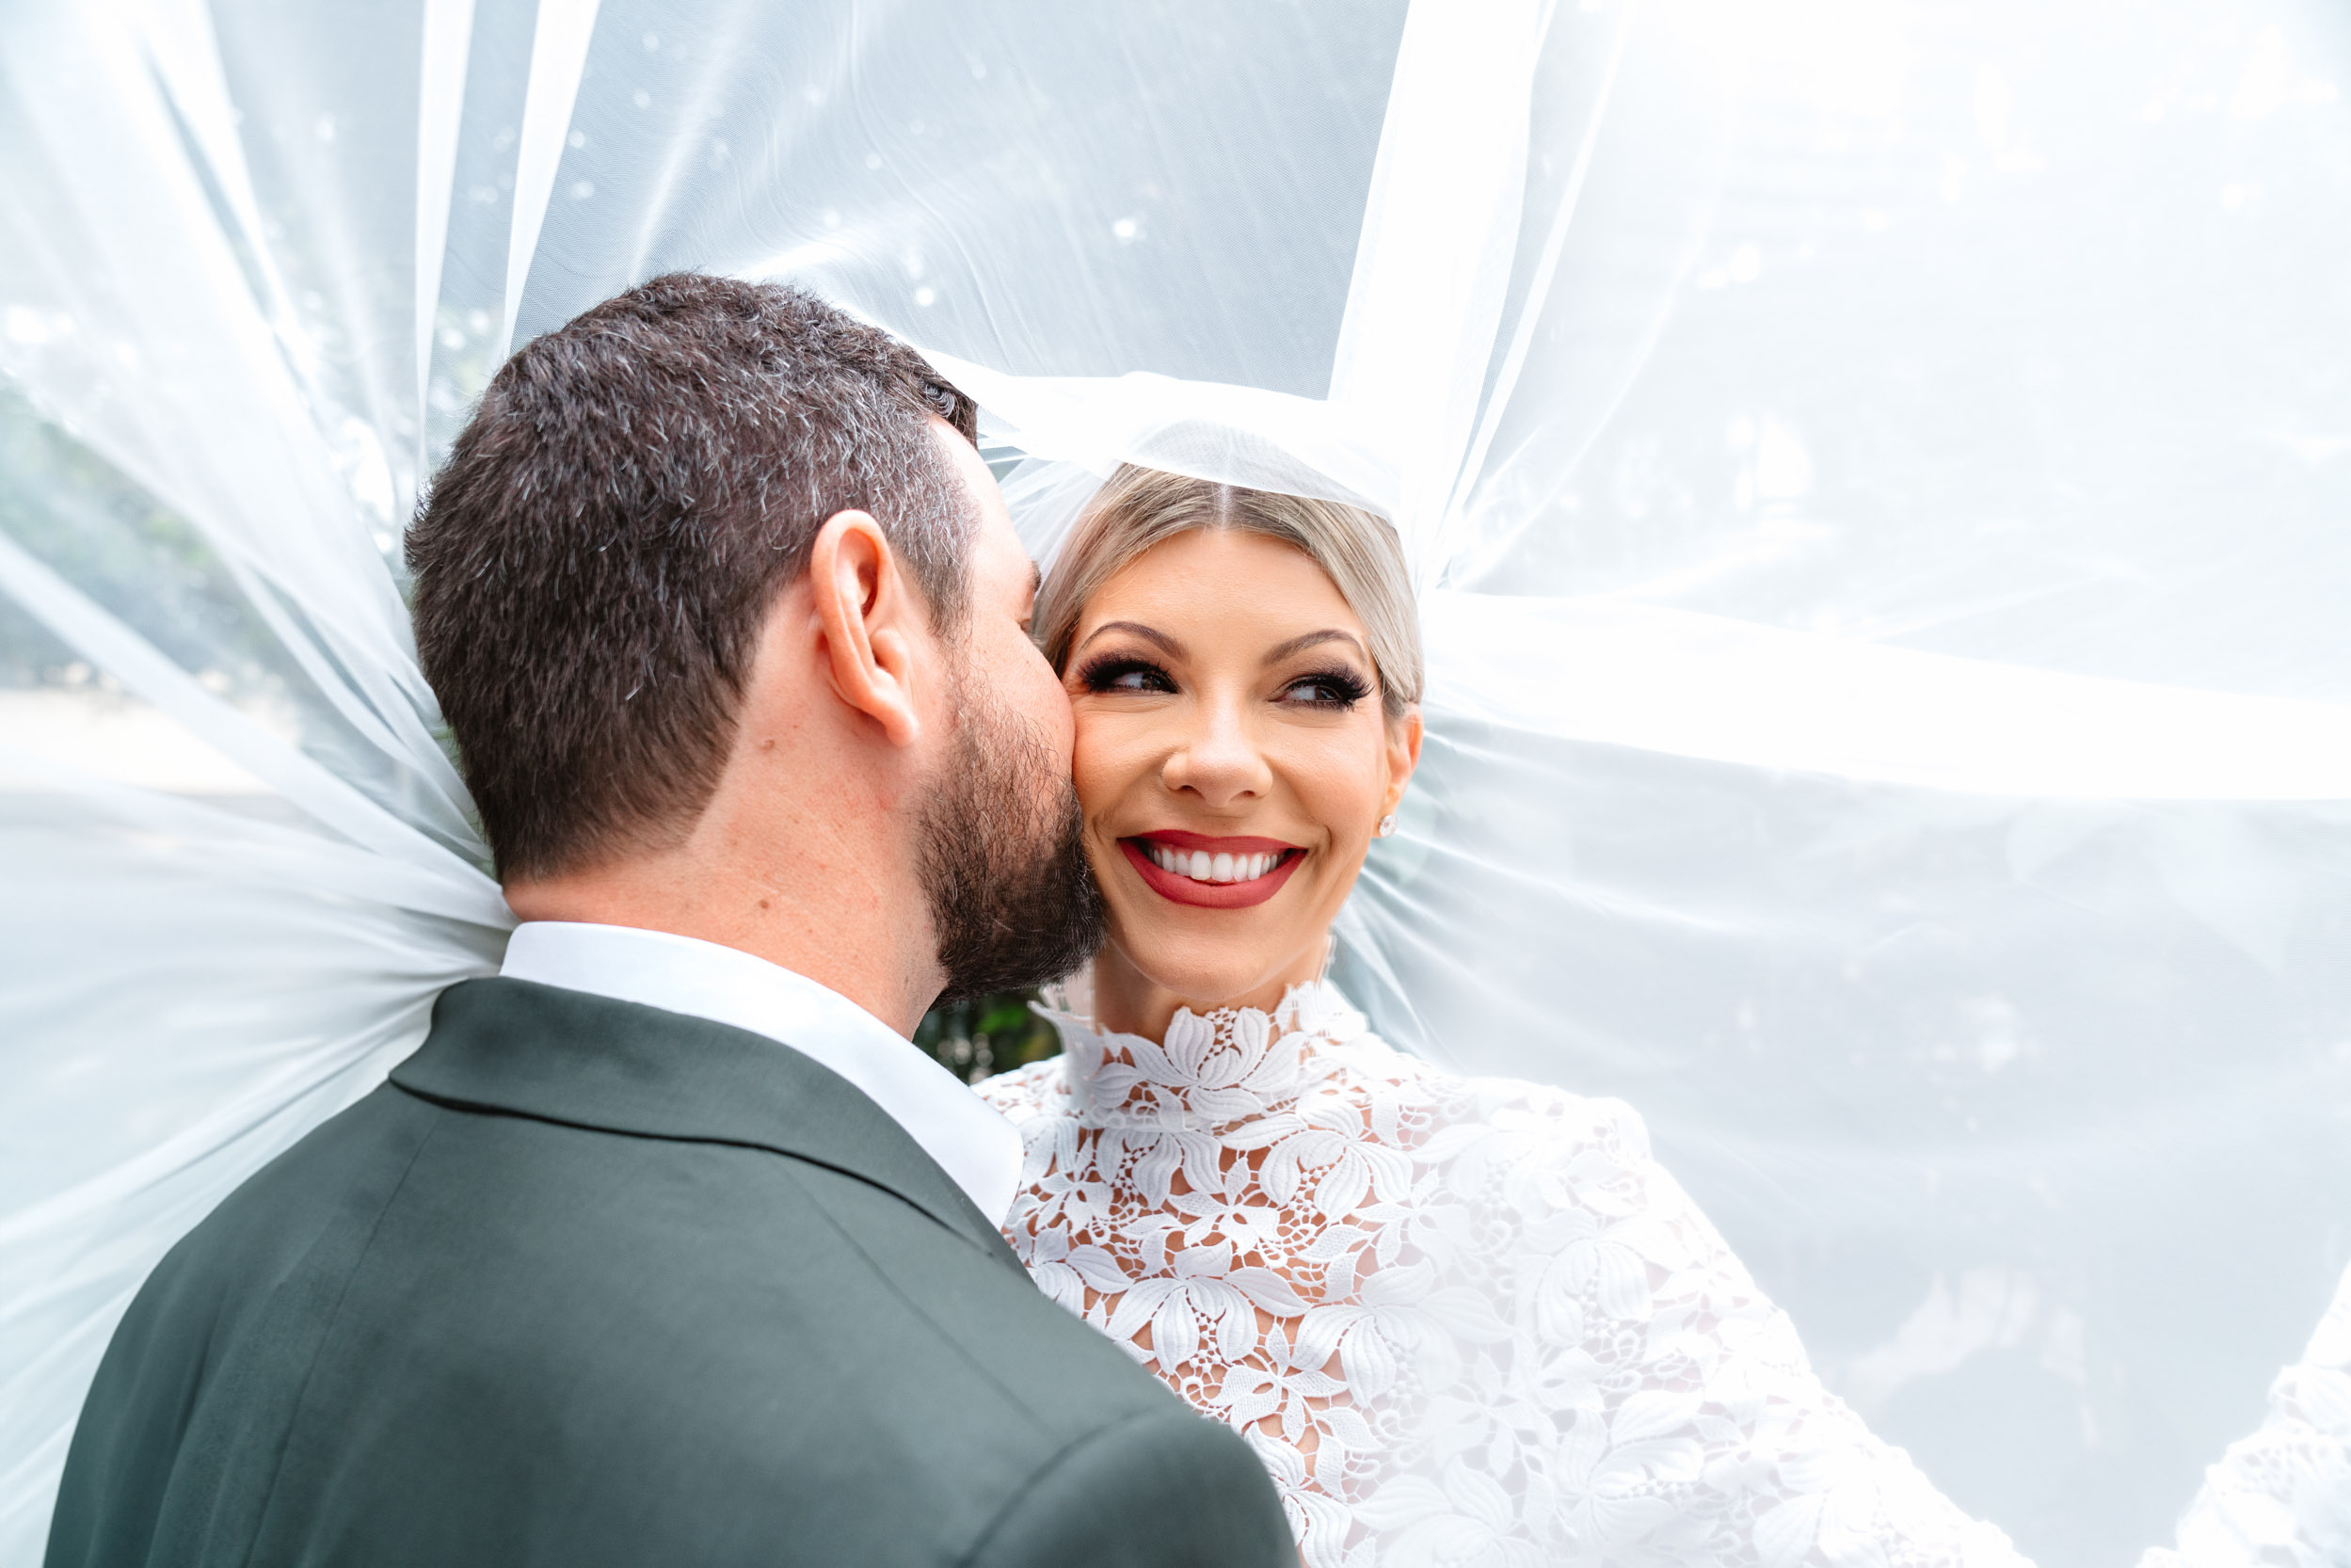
[46,277,1292,1566]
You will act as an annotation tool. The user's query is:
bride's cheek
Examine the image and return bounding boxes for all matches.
[1284,730,1384,848]
[1065,718,1127,813]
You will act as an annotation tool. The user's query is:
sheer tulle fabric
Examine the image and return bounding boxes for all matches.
[3,1,2349,1562]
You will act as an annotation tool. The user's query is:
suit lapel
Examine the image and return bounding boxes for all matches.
[391,978,1018,1266]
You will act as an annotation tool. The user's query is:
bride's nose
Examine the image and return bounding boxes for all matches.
[1159,690,1272,807]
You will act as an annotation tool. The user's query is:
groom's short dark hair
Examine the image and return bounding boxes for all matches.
[408,273,982,881]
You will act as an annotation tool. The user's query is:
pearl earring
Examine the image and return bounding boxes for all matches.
[1376,813,1397,839]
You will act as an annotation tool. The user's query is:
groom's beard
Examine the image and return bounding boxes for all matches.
[916,669,1103,1005]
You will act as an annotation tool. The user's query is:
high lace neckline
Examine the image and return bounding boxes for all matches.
[1034,978,1373,1131]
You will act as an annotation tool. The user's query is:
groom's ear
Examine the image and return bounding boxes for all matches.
[808,509,924,748]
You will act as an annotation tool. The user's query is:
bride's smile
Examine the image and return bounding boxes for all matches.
[1054,523,1420,1037]
[1120,831,1303,905]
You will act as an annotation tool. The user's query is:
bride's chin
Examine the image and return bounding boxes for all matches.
[1083,842,1329,1013]
[1096,921,1299,1016]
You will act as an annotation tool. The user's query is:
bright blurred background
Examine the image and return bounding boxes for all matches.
[6,3,2349,1563]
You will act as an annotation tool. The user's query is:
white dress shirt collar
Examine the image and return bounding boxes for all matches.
[498,920,1023,1226]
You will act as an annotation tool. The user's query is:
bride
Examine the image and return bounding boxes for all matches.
[978,465,2351,1568]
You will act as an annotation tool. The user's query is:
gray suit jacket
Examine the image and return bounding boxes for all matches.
[46,978,1293,1567]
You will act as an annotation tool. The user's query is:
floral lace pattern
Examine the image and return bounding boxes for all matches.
[977,982,2029,1568]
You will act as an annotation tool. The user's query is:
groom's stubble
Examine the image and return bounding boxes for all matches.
[918,645,1103,1004]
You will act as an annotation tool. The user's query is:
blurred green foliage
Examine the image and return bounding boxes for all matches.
[916,988,1062,1083]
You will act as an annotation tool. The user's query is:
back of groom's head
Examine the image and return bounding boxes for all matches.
[408,273,981,882]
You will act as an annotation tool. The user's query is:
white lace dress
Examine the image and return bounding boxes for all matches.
[976,981,2351,1568]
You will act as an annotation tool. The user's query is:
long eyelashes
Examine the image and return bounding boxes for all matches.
[1076,651,1372,711]
[1074,653,1178,695]
[1279,665,1372,710]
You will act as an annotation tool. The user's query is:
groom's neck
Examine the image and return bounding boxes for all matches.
[503,774,945,1039]
[501,579,956,1039]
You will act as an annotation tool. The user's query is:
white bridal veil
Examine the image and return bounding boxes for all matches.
[3,0,2348,1561]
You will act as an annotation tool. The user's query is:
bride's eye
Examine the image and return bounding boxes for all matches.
[1076,654,1178,696]
[1277,666,1372,711]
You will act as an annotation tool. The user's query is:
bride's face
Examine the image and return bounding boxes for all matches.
[1064,527,1419,1020]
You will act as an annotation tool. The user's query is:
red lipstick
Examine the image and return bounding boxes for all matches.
[1119,831,1305,910]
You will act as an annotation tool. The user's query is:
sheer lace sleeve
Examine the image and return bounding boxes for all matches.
[2139,1264,2351,1568]
[1423,1072,2030,1568]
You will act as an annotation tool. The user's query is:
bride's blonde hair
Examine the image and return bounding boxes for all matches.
[1033,465,1423,720]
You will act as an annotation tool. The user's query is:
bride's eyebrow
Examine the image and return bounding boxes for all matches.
[1074,620,1185,659]
[1263,629,1367,664]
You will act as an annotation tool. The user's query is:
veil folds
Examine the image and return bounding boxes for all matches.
[3,0,2348,1560]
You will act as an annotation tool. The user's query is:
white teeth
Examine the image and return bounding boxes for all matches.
[1142,843,1290,884]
